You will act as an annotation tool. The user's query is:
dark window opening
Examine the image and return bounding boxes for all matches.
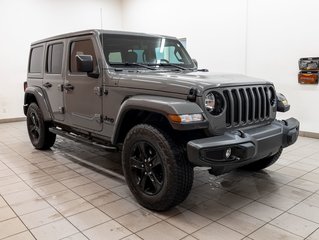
[47,43,63,74]
[29,46,44,73]
[69,39,97,73]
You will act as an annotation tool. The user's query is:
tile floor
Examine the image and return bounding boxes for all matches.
[0,121,319,240]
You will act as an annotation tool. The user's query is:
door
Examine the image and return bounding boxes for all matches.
[64,36,103,131]
[43,41,65,121]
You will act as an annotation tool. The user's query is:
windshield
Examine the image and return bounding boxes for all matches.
[100,33,195,69]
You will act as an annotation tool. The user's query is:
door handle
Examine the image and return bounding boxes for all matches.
[43,82,52,88]
[64,84,74,91]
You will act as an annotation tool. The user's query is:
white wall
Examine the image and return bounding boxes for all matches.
[246,0,319,133]
[122,0,319,133]
[121,0,247,73]
[0,0,122,120]
[2,0,319,133]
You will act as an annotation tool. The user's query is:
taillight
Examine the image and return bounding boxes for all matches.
[24,81,28,92]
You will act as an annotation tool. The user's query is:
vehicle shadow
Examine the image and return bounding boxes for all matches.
[52,136,283,209]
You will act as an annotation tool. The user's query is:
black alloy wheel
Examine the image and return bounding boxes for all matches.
[28,110,41,142]
[26,103,56,150]
[122,124,194,211]
[129,141,164,195]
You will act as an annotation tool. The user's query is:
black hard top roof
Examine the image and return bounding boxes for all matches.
[31,29,177,46]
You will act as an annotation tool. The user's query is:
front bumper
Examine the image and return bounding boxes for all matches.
[187,118,299,175]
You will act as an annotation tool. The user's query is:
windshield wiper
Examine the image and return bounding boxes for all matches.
[114,63,157,70]
[196,68,209,72]
[154,63,189,70]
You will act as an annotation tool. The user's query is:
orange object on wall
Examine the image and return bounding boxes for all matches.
[298,73,318,84]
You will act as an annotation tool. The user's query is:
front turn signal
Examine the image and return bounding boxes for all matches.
[168,113,204,123]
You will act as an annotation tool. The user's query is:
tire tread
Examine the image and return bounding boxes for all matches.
[122,124,193,211]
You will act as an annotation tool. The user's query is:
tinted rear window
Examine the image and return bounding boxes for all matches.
[47,43,63,74]
[29,46,44,73]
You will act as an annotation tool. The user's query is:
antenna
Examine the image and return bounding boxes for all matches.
[100,8,103,29]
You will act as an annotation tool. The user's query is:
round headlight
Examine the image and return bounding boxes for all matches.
[205,93,215,112]
[205,91,224,115]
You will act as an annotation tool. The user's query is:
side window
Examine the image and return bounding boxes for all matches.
[69,39,97,73]
[29,46,44,73]
[47,43,63,74]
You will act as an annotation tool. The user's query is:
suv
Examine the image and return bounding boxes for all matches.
[24,30,299,211]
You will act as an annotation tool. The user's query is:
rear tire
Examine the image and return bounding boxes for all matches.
[122,124,193,211]
[241,148,283,171]
[26,103,56,150]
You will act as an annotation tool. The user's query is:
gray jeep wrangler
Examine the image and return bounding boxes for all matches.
[24,29,299,211]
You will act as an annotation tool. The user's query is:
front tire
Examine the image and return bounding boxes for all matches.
[26,103,56,150]
[122,124,194,211]
[241,148,283,171]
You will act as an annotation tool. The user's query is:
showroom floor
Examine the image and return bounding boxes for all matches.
[0,122,319,240]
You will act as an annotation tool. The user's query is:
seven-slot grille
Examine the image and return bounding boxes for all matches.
[223,86,275,127]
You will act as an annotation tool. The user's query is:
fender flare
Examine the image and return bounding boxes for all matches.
[24,86,52,121]
[111,95,207,144]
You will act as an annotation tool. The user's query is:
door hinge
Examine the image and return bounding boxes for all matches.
[94,87,103,96]
[94,114,103,123]
[59,107,65,114]
[58,84,64,92]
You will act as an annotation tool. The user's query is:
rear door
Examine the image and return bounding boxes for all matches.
[64,36,103,131]
[43,40,65,121]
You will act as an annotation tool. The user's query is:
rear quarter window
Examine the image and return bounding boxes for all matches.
[46,43,64,74]
[29,46,44,73]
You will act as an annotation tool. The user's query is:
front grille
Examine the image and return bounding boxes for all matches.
[223,86,274,127]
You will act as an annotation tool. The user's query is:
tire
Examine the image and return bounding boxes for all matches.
[241,148,283,171]
[26,103,56,150]
[122,124,194,211]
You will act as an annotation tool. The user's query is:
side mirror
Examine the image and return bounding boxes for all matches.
[76,55,93,73]
[192,59,198,68]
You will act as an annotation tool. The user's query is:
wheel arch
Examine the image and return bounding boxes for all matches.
[111,95,207,144]
[24,86,52,121]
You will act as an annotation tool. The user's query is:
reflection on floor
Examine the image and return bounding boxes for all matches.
[0,121,319,240]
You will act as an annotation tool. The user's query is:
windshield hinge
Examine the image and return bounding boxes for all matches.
[187,88,198,102]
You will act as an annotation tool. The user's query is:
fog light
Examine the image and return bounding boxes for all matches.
[225,148,232,159]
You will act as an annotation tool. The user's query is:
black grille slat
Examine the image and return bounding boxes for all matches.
[252,88,260,120]
[239,89,248,123]
[246,88,254,122]
[235,90,242,125]
[222,85,273,128]
[228,90,235,125]
[224,90,231,126]
[231,90,239,125]
[249,88,256,121]
[259,87,266,119]
[264,87,270,117]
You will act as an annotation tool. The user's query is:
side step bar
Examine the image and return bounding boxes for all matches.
[49,127,118,152]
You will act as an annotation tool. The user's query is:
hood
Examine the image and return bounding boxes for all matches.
[117,71,273,96]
